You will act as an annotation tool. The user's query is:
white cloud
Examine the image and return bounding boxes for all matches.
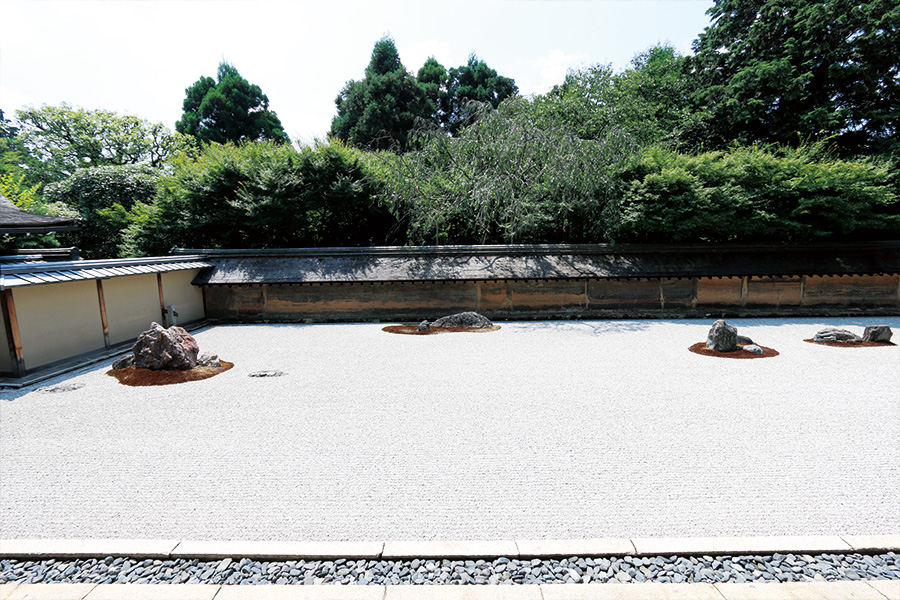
[518,49,590,96]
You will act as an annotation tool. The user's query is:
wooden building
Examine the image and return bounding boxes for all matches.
[182,242,900,323]
[0,193,77,236]
[1,256,209,378]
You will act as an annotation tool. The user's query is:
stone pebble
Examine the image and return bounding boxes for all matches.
[1,553,897,585]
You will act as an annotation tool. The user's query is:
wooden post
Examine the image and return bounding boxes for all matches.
[157,273,167,325]
[96,279,111,349]
[740,276,749,308]
[1,289,26,377]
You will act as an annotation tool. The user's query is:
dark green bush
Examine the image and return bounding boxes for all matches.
[132,139,400,255]
[608,144,899,243]
[43,164,159,258]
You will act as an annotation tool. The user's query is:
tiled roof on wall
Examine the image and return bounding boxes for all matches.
[179,242,900,285]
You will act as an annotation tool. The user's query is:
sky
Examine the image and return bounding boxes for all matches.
[1,0,715,145]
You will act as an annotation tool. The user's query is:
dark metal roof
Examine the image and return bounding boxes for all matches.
[178,242,900,285]
[0,194,77,234]
[0,256,212,289]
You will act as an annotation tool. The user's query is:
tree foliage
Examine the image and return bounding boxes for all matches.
[380,96,631,245]
[538,45,700,149]
[14,104,181,183]
[176,62,289,145]
[689,0,900,156]
[444,54,518,135]
[133,140,400,255]
[609,144,899,243]
[330,37,431,152]
[43,165,159,258]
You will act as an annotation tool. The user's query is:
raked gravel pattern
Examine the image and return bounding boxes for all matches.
[2,553,899,585]
[1,318,899,541]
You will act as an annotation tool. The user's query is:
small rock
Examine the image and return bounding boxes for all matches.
[736,335,755,346]
[248,370,285,378]
[417,320,431,332]
[814,327,862,343]
[37,383,85,393]
[706,319,738,352]
[743,344,764,355]
[196,352,221,368]
[111,355,134,370]
[863,325,892,343]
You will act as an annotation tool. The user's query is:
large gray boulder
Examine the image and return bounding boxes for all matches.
[431,311,493,328]
[132,322,199,370]
[814,327,862,343]
[863,325,893,343]
[706,319,738,352]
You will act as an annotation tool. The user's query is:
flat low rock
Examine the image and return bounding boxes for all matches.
[431,311,494,328]
[706,319,738,352]
[814,327,863,343]
[863,325,893,343]
[743,344,764,355]
[132,322,199,370]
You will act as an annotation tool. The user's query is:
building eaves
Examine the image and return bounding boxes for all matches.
[0,256,212,290]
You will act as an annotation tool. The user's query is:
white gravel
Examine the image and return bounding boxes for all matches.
[1,317,898,541]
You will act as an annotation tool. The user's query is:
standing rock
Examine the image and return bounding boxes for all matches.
[431,312,493,328]
[862,325,892,343]
[706,319,738,352]
[814,327,862,343]
[132,322,199,370]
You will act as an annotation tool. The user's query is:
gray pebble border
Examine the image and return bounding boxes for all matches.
[2,553,898,585]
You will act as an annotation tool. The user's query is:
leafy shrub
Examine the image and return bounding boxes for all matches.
[608,144,899,242]
[43,165,159,258]
[380,96,632,245]
[135,139,399,254]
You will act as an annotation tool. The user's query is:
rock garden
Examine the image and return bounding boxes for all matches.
[689,319,779,359]
[383,311,501,335]
[805,325,894,347]
[107,322,232,386]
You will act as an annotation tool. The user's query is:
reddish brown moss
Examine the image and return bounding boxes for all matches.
[688,342,779,359]
[803,339,896,347]
[382,325,501,335]
[107,361,234,387]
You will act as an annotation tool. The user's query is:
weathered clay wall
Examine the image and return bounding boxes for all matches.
[1,268,207,377]
[202,273,900,322]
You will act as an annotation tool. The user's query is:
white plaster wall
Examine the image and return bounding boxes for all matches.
[12,281,105,369]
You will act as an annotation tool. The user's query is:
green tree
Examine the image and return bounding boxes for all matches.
[417,57,450,126]
[380,96,631,245]
[14,104,182,183]
[444,54,518,135]
[607,45,704,149]
[1,109,42,194]
[43,165,159,258]
[535,45,700,149]
[135,140,400,254]
[689,0,900,156]
[608,144,899,243]
[176,62,289,145]
[330,37,431,152]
